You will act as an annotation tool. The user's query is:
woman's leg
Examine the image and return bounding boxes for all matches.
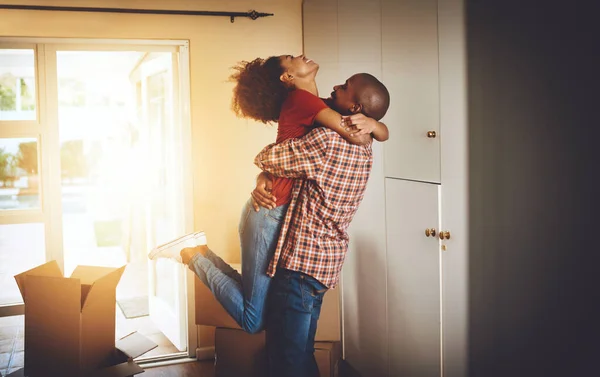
[186,199,288,334]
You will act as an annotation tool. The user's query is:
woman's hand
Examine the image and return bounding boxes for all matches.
[343,114,378,136]
[251,172,276,211]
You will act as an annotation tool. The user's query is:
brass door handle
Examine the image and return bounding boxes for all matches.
[439,231,451,240]
[427,131,436,138]
[425,228,436,237]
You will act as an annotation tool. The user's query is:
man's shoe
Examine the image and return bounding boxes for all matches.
[148,231,207,263]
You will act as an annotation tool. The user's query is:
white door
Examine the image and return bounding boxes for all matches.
[381,0,441,183]
[132,52,190,352]
[386,178,441,377]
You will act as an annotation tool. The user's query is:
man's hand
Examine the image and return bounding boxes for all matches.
[251,172,276,211]
[343,114,378,136]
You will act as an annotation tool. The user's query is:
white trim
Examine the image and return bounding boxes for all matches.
[0,211,44,224]
[0,123,42,134]
[0,304,24,317]
[0,42,35,49]
[178,43,197,359]
[0,37,189,47]
[195,347,215,361]
[42,44,179,53]
[138,356,198,369]
[438,184,444,377]
[135,352,189,364]
[438,0,468,376]
[40,44,65,270]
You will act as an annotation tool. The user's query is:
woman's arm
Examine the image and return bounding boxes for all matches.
[314,108,373,146]
[343,113,389,142]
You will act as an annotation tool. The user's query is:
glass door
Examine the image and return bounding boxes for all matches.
[131,52,189,352]
[0,38,195,361]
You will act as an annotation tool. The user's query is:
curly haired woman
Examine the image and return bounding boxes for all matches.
[150,54,390,334]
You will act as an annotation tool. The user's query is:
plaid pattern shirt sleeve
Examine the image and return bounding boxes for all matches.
[254,129,330,180]
[254,128,373,288]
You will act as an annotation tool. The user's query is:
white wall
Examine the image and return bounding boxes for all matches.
[439,1,468,376]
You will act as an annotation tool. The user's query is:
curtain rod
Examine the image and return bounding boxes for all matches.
[0,4,274,23]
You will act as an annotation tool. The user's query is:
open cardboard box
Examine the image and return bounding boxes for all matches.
[13,261,157,377]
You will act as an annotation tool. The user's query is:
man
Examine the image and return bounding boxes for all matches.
[252,73,390,377]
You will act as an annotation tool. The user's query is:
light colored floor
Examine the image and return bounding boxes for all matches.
[0,315,23,377]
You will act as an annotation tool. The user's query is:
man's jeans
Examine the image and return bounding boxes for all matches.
[188,199,288,334]
[266,268,328,377]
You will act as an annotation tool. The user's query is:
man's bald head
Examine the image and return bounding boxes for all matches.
[353,73,390,121]
[327,73,390,121]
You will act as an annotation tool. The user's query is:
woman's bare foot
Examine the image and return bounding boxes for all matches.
[180,245,210,265]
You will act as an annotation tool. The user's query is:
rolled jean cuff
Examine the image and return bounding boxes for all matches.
[188,251,211,271]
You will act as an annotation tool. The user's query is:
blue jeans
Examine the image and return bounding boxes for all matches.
[188,199,288,334]
[266,268,328,377]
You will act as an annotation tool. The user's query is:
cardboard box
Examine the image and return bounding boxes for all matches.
[195,264,341,341]
[14,261,129,377]
[315,341,342,377]
[214,327,341,377]
[7,331,157,377]
[214,328,267,377]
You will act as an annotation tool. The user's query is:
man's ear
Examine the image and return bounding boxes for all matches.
[350,103,363,114]
[280,73,294,85]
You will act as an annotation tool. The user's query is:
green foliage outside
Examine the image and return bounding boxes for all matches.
[0,74,35,111]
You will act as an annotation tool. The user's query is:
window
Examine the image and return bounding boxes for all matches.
[0,138,40,210]
[0,49,36,121]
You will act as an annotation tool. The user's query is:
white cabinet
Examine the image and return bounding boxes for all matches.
[303,1,467,377]
[386,178,441,377]
[382,0,441,183]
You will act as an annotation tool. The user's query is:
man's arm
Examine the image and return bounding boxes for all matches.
[254,128,333,180]
[251,172,276,211]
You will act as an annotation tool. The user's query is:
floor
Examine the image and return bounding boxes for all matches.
[142,361,215,377]
[115,303,179,358]
[0,316,23,377]
[0,311,178,377]
[1,312,353,377]
[138,358,359,377]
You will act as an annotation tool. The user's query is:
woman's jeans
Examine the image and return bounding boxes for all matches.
[188,199,288,334]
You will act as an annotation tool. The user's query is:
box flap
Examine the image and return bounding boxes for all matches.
[5,367,24,377]
[116,332,158,359]
[78,266,126,373]
[81,265,126,309]
[87,361,144,377]
[13,260,62,302]
[315,341,336,351]
[71,265,121,285]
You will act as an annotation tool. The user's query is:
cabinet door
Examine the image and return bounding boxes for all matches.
[386,178,440,377]
[382,0,440,183]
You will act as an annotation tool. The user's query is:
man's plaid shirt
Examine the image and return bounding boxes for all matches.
[254,127,373,288]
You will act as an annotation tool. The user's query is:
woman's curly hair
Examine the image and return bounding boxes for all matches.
[230,56,289,124]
